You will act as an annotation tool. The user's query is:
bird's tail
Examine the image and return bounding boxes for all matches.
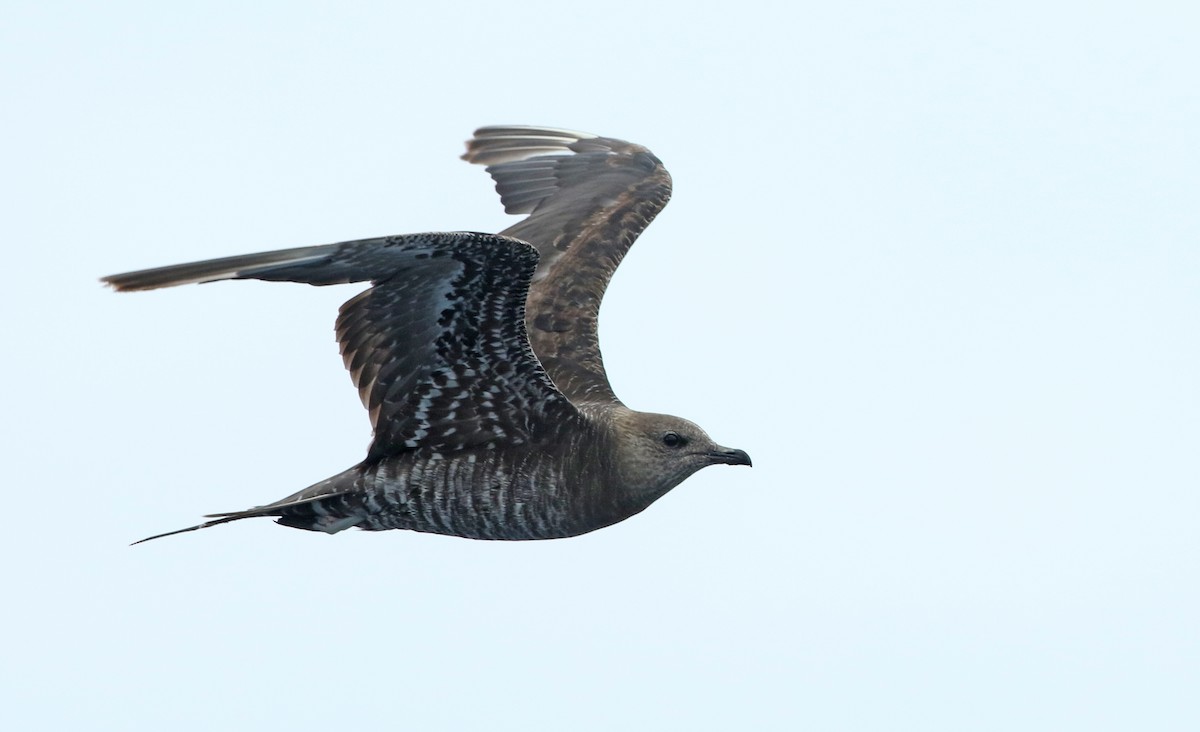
[131,467,369,545]
[131,490,361,545]
[131,509,271,545]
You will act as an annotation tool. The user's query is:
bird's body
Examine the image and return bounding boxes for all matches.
[240,404,699,541]
[105,126,750,544]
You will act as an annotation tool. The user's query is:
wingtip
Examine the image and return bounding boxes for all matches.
[100,274,132,292]
[461,125,600,166]
[468,124,598,140]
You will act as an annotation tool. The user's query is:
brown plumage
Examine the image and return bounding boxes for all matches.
[104,126,751,544]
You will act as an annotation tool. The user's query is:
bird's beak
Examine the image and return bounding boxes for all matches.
[708,446,752,467]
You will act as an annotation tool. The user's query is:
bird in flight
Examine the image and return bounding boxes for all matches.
[105,126,751,544]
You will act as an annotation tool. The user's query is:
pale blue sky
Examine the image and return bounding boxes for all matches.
[3,1,1198,730]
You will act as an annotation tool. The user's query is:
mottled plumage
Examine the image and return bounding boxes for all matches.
[104,126,751,544]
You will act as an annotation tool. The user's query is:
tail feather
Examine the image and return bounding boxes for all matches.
[131,513,258,545]
[131,491,355,545]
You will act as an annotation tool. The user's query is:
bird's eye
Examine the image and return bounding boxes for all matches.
[662,432,686,448]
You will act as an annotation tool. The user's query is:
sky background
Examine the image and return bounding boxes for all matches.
[3,1,1198,729]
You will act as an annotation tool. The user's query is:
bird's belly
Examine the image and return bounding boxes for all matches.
[351,452,604,540]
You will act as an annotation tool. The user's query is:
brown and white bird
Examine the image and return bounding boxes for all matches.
[105,126,751,544]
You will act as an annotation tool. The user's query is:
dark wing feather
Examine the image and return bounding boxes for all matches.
[102,232,575,460]
[462,126,673,405]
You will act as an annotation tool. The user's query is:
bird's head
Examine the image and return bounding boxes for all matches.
[610,408,752,507]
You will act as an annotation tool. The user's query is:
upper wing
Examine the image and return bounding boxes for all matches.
[462,126,673,405]
[102,232,576,461]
